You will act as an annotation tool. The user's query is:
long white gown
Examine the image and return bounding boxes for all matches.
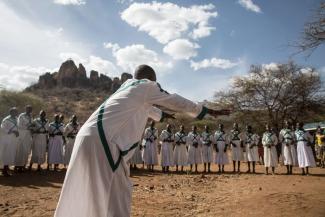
[48,122,64,164]
[0,116,19,166]
[262,132,278,167]
[229,130,244,161]
[160,130,174,167]
[187,132,202,164]
[295,129,316,168]
[214,130,229,165]
[31,118,49,164]
[201,131,213,163]
[15,112,33,166]
[279,128,298,166]
[243,132,259,162]
[55,79,207,217]
[64,122,79,165]
[173,131,188,166]
[142,127,159,165]
[129,143,143,164]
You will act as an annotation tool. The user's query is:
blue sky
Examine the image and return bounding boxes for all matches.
[0,0,324,101]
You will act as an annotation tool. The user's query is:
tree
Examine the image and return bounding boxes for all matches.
[214,62,324,133]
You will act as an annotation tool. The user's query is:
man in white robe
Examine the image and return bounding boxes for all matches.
[15,105,33,172]
[64,115,80,166]
[160,124,174,172]
[30,110,49,171]
[214,123,229,173]
[174,125,188,172]
[279,121,297,175]
[229,123,243,173]
[262,124,278,175]
[48,115,64,171]
[54,65,229,217]
[1,107,19,176]
[201,125,213,173]
[142,121,159,171]
[242,125,259,173]
[187,125,202,173]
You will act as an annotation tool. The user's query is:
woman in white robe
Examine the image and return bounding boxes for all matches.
[295,122,316,175]
[64,115,80,166]
[262,124,278,175]
[142,121,159,171]
[229,123,243,173]
[129,142,143,168]
[279,121,297,175]
[242,125,259,173]
[30,111,48,171]
[48,115,64,171]
[187,126,202,173]
[0,108,19,176]
[160,124,174,172]
[174,125,188,172]
[201,125,213,173]
[54,65,230,217]
[214,123,229,173]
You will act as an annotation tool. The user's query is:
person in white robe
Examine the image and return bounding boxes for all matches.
[262,124,278,175]
[229,123,243,173]
[187,126,202,173]
[129,142,143,169]
[295,122,316,175]
[142,121,159,171]
[242,125,259,173]
[64,115,80,166]
[15,105,33,171]
[54,65,230,217]
[48,115,64,171]
[214,123,229,173]
[30,110,49,171]
[174,125,188,172]
[201,125,214,173]
[0,107,19,176]
[160,124,174,173]
[279,121,297,175]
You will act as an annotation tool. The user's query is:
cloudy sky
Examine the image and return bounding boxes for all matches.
[0,0,324,101]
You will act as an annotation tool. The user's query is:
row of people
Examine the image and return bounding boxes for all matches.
[0,106,80,176]
[130,121,316,175]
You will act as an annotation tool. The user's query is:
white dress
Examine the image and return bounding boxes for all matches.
[54,79,207,217]
[0,116,19,166]
[15,112,33,166]
[142,127,159,165]
[229,130,244,161]
[279,128,298,166]
[201,131,214,163]
[295,129,316,168]
[64,122,80,165]
[243,132,259,162]
[160,130,174,167]
[262,132,278,167]
[173,131,188,166]
[31,118,49,164]
[129,142,143,164]
[48,122,64,164]
[187,132,202,164]
[214,130,229,165]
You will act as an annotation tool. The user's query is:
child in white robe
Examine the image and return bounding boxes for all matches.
[174,125,188,172]
[160,124,174,172]
[64,115,80,166]
[187,126,202,173]
[48,115,64,171]
[201,125,213,173]
[243,125,259,173]
[295,122,316,175]
[143,121,159,171]
[229,123,243,173]
[214,123,229,173]
[262,124,278,175]
[279,121,297,175]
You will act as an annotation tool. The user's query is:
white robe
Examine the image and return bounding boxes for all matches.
[0,116,19,166]
[295,129,316,168]
[243,132,259,162]
[173,131,188,166]
[201,132,213,163]
[160,130,174,167]
[279,128,298,166]
[55,78,206,217]
[187,132,202,164]
[262,132,278,167]
[31,118,49,164]
[129,143,143,164]
[48,122,64,164]
[142,127,159,165]
[214,130,229,165]
[64,122,80,165]
[229,130,244,161]
[15,113,33,166]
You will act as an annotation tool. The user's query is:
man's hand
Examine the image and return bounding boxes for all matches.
[207,108,231,118]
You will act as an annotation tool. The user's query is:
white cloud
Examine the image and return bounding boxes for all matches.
[103,42,120,53]
[262,62,279,71]
[190,58,239,70]
[238,0,262,13]
[163,39,199,60]
[53,0,86,5]
[121,2,217,44]
[45,27,64,38]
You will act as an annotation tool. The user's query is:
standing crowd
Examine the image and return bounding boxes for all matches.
[0,105,80,177]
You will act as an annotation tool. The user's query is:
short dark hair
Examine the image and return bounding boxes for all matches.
[134,65,156,81]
